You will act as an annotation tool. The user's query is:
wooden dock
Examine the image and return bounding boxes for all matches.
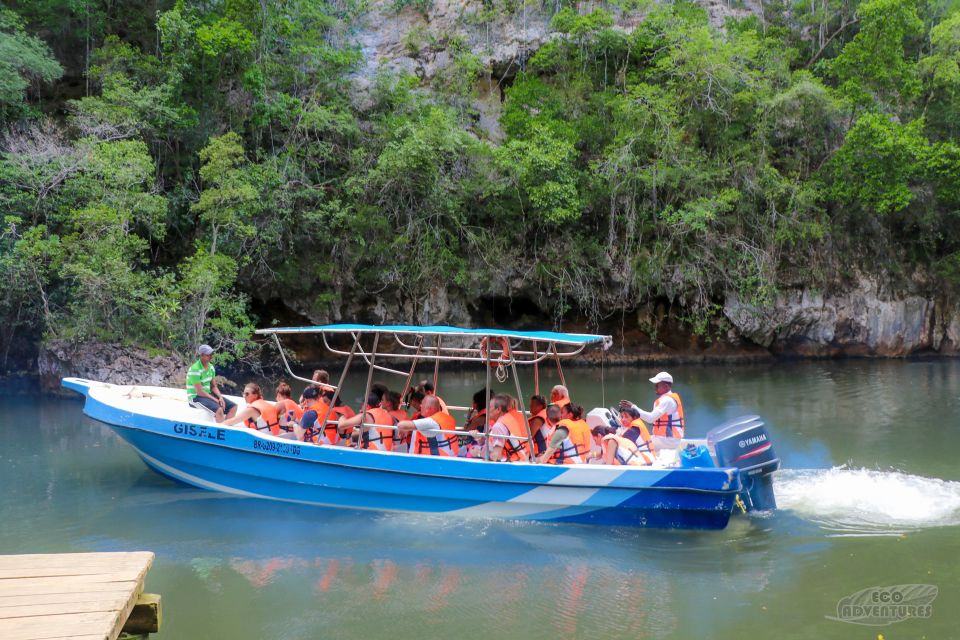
[0,552,158,640]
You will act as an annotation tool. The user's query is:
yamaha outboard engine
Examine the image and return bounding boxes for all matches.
[706,416,780,511]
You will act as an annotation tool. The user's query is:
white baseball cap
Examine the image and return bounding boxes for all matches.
[649,371,673,384]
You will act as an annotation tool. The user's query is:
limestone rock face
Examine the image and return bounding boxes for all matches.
[723,277,956,356]
[39,339,188,395]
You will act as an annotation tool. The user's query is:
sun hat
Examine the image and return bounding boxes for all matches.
[649,371,673,384]
[197,344,214,356]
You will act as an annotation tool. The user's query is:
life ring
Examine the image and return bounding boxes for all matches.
[479,336,511,366]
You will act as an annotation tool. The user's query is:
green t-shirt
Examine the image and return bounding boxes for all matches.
[186,359,216,400]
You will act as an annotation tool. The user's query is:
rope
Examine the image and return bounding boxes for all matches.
[495,362,508,383]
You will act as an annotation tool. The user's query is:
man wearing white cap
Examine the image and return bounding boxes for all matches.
[619,371,685,438]
[186,344,237,421]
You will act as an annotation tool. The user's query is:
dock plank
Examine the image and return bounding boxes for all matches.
[0,591,132,607]
[0,552,154,640]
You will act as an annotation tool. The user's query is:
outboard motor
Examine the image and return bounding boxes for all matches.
[706,416,780,511]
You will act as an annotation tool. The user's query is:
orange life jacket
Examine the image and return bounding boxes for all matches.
[361,407,394,451]
[499,411,530,462]
[652,392,685,438]
[301,402,338,445]
[413,411,459,456]
[529,409,549,456]
[246,399,281,436]
[551,419,591,464]
[553,397,571,408]
[278,398,303,428]
[613,418,656,465]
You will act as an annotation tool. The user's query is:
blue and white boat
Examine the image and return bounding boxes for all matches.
[63,325,780,529]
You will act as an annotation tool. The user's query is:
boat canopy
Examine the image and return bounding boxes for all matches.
[257,324,613,349]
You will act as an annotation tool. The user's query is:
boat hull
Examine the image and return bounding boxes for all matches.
[66,378,742,530]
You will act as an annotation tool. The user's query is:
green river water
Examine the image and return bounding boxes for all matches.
[2,360,960,639]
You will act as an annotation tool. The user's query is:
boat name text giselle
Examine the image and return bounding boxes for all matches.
[173,422,227,441]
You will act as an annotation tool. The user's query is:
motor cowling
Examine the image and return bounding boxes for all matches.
[706,416,780,511]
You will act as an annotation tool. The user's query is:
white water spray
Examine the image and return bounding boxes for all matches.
[777,467,960,535]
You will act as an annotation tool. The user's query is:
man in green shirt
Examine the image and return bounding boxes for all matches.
[186,344,236,421]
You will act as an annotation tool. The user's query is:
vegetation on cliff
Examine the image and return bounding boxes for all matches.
[2,0,960,369]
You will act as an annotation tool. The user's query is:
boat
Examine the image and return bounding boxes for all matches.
[62,324,780,529]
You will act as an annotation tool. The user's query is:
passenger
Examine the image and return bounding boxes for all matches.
[396,396,459,456]
[312,369,330,386]
[545,403,562,429]
[223,383,281,435]
[337,393,395,451]
[539,403,591,464]
[186,344,237,421]
[490,394,530,462]
[383,391,410,453]
[406,389,425,419]
[299,386,339,445]
[550,385,571,408]
[323,390,356,419]
[592,412,654,466]
[371,382,389,405]
[464,389,490,432]
[419,380,449,412]
[620,371,685,438]
[528,394,549,456]
[275,382,303,433]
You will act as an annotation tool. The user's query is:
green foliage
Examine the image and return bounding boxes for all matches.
[6,0,960,369]
[0,8,62,123]
[827,0,923,109]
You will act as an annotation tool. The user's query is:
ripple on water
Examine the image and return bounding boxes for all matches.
[777,467,960,535]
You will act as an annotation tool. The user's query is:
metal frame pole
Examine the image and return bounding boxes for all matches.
[317,335,359,438]
[399,335,424,406]
[432,335,441,393]
[509,357,534,463]
[552,342,566,387]
[356,332,380,448]
[532,340,539,395]
[484,336,491,462]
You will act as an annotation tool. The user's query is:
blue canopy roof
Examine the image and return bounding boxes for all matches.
[257,324,612,348]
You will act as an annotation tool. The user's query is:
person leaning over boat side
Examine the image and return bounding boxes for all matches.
[396,396,459,456]
[620,371,685,439]
[337,393,395,451]
[550,385,571,408]
[222,383,282,435]
[528,394,549,456]
[186,344,237,421]
[591,421,653,466]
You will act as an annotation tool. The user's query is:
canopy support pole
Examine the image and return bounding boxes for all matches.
[317,335,360,436]
[532,340,539,396]
[484,335,491,462]
[509,357,535,463]
[433,336,441,393]
[399,335,424,407]
[271,333,335,391]
[552,342,566,387]
[356,332,380,449]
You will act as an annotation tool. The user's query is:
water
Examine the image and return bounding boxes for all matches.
[3,360,960,639]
